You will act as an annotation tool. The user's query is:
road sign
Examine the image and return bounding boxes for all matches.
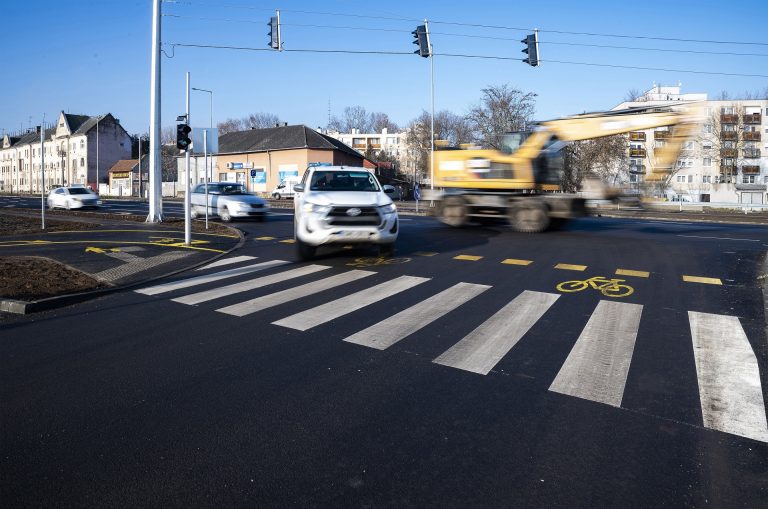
[414,184,421,200]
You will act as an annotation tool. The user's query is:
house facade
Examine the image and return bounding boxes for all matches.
[0,111,132,193]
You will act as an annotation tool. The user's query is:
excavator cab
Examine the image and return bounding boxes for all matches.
[532,134,567,186]
[500,132,533,155]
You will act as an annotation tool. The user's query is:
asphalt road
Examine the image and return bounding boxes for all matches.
[1,210,767,507]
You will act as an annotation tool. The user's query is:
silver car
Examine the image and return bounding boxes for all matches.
[47,186,101,210]
[190,182,269,222]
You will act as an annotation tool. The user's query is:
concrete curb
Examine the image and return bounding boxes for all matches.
[0,223,245,315]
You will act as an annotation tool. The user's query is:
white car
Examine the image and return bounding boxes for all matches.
[190,182,269,222]
[271,177,300,200]
[293,166,398,260]
[47,187,101,210]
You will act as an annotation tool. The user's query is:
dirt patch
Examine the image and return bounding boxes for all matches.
[0,213,99,236]
[0,256,109,301]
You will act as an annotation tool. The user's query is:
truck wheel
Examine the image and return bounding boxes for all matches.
[509,201,549,233]
[296,239,316,261]
[439,196,468,227]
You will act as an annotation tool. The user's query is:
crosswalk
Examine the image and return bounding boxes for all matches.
[135,256,768,443]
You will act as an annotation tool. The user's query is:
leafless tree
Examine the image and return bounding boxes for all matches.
[466,84,537,150]
[370,112,399,133]
[624,88,642,102]
[217,112,283,135]
[405,110,473,180]
[328,106,372,132]
[561,135,628,192]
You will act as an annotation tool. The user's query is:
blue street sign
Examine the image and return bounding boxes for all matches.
[413,184,421,200]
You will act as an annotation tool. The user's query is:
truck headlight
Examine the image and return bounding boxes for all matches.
[379,203,396,215]
[302,203,331,215]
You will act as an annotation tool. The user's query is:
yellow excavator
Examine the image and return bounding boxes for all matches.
[424,105,702,232]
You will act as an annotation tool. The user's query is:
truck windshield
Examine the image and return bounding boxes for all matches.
[310,171,380,192]
[500,132,532,155]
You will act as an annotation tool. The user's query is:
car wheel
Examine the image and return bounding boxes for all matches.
[296,238,316,261]
[220,206,232,222]
[378,243,395,257]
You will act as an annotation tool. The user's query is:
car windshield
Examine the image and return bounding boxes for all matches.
[309,171,379,192]
[221,184,248,195]
[68,188,91,195]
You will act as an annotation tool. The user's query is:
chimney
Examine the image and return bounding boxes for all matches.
[275,123,280,128]
[382,127,388,134]
[283,122,288,127]
[35,125,41,134]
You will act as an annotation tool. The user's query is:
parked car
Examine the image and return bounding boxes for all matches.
[189,182,269,222]
[293,166,398,260]
[47,186,101,210]
[271,176,301,200]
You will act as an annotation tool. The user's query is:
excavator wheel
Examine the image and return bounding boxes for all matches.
[509,200,550,233]
[439,196,468,227]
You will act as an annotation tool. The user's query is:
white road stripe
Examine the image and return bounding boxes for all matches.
[217,270,376,317]
[677,235,760,242]
[134,259,287,295]
[688,312,768,442]
[549,300,643,407]
[344,282,490,350]
[272,275,429,331]
[195,255,257,271]
[433,290,559,375]
[172,264,330,305]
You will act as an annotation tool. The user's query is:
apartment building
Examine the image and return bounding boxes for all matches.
[325,128,417,176]
[613,84,768,204]
[0,111,132,193]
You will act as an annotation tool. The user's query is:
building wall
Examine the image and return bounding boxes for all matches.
[325,128,414,174]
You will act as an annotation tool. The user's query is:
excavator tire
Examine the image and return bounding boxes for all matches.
[439,196,468,227]
[509,200,550,233]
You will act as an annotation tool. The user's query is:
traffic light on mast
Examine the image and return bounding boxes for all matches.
[412,24,431,58]
[268,11,281,50]
[176,124,192,151]
[521,30,540,67]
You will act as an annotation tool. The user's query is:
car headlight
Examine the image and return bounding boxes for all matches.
[302,203,331,215]
[379,203,397,214]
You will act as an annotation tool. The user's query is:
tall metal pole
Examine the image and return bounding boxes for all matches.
[40,122,45,230]
[427,20,435,193]
[147,0,163,222]
[96,115,99,193]
[184,71,192,245]
[203,129,208,229]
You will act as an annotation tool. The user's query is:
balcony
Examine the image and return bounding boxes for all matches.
[743,113,762,124]
[736,183,767,191]
[741,165,760,174]
[629,148,646,158]
[719,165,737,175]
[744,131,761,141]
[629,131,646,141]
[743,149,761,158]
[720,131,737,141]
[629,164,645,174]
[720,148,738,158]
[720,114,738,124]
[352,144,366,149]
[653,130,669,139]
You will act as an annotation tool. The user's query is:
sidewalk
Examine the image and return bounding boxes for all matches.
[0,211,243,314]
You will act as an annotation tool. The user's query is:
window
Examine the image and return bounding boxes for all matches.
[682,141,694,150]
[687,161,693,167]
[703,124,712,134]
[80,140,84,149]
[80,158,85,167]
[722,124,736,132]
[743,175,756,184]
[676,175,686,182]
[688,175,693,183]
[703,157,711,167]
[721,106,735,114]
[703,175,712,183]
[352,138,365,146]
[702,142,712,150]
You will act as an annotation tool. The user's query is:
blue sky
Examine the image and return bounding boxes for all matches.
[2,0,767,136]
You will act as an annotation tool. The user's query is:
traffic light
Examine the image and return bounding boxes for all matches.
[268,12,281,50]
[521,30,540,67]
[176,124,192,151]
[412,24,431,58]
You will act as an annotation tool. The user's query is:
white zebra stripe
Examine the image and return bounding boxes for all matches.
[272,275,430,331]
[195,255,257,271]
[433,290,559,375]
[344,282,491,350]
[217,270,376,317]
[134,260,288,295]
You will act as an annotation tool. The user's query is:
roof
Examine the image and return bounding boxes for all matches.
[13,128,55,147]
[108,159,139,174]
[218,125,361,159]
[64,114,91,133]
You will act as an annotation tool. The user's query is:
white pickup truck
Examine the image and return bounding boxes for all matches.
[293,166,399,260]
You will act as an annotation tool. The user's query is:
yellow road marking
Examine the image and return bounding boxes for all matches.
[414,251,439,257]
[615,269,650,278]
[255,236,276,241]
[454,255,483,261]
[85,247,121,254]
[502,258,533,266]
[683,275,722,285]
[0,239,225,253]
[555,263,587,271]
[280,239,296,244]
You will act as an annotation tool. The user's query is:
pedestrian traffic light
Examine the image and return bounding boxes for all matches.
[521,31,540,67]
[412,24,431,58]
[268,12,281,50]
[176,124,192,151]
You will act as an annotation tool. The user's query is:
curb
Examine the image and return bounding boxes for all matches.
[0,223,245,315]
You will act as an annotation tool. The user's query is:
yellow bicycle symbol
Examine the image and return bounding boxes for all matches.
[346,256,411,268]
[556,276,634,298]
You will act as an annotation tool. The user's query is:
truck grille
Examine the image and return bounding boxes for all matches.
[327,206,381,226]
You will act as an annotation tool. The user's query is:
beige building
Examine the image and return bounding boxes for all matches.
[0,111,132,194]
[613,84,768,204]
[177,125,365,194]
[325,127,417,176]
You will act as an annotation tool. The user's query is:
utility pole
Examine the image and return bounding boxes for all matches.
[184,72,191,245]
[428,19,435,194]
[147,0,163,222]
[40,121,45,229]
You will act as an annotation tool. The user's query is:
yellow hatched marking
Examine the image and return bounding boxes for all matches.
[454,255,483,261]
[615,269,650,278]
[255,236,276,241]
[280,239,296,244]
[682,275,722,285]
[555,263,587,271]
[502,258,533,266]
[414,251,439,257]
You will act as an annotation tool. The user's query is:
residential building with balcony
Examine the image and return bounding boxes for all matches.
[0,111,132,194]
[324,128,417,177]
[613,84,768,205]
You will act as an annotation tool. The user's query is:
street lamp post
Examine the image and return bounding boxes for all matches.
[191,87,213,229]
[57,147,66,186]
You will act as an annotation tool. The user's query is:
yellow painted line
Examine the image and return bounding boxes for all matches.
[255,236,276,241]
[502,258,533,266]
[683,275,722,285]
[555,263,587,271]
[615,269,650,278]
[414,251,439,257]
[0,239,225,253]
[279,239,296,244]
[454,255,483,261]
